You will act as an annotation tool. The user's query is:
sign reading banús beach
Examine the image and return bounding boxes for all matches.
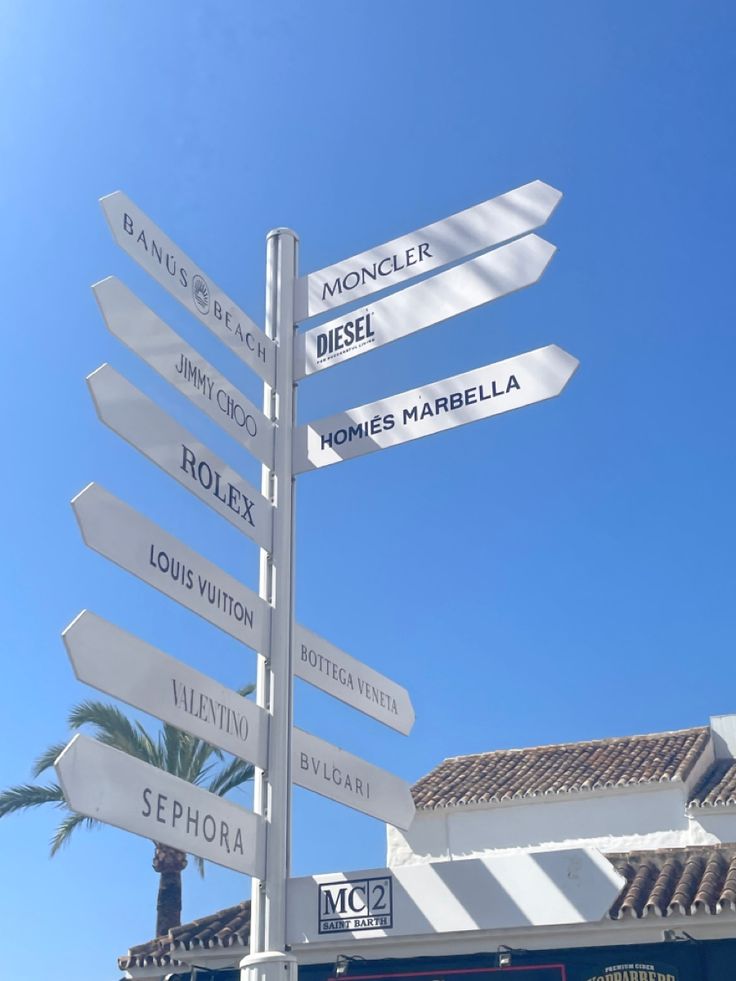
[100,191,275,385]
[93,276,274,467]
[294,345,579,472]
[55,735,265,877]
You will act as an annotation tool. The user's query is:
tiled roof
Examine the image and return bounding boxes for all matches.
[119,901,250,971]
[411,727,709,809]
[688,759,736,807]
[118,846,736,970]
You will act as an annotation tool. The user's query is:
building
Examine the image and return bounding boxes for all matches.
[118,715,736,979]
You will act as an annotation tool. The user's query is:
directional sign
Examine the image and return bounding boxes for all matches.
[294,344,579,473]
[56,734,265,877]
[295,234,556,378]
[292,728,415,830]
[295,179,562,319]
[293,624,414,734]
[100,191,275,385]
[87,364,273,551]
[71,483,270,652]
[93,276,274,467]
[63,610,269,769]
[286,849,625,943]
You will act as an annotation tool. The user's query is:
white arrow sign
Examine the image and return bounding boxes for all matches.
[292,728,415,830]
[63,611,269,769]
[294,344,579,473]
[87,364,273,552]
[100,191,275,385]
[296,235,556,378]
[293,624,414,735]
[71,483,270,652]
[286,849,625,943]
[296,180,562,319]
[55,734,265,877]
[93,276,274,467]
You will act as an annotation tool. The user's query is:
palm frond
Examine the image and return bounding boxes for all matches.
[0,782,66,817]
[236,683,256,699]
[193,854,205,877]
[188,738,222,785]
[207,756,254,798]
[32,742,70,778]
[50,811,100,856]
[68,700,159,764]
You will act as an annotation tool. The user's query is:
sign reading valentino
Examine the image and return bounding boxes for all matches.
[294,345,579,472]
[55,734,265,877]
[100,191,275,385]
[63,610,269,769]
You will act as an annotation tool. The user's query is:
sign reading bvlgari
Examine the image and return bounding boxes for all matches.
[292,728,415,830]
[294,344,579,472]
[293,624,414,734]
[71,483,270,652]
[55,734,266,877]
[100,191,276,385]
[93,277,274,467]
[295,179,562,319]
[87,364,273,551]
[295,235,556,378]
[63,611,269,769]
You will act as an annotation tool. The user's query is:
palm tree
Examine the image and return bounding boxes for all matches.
[0,694,254,937]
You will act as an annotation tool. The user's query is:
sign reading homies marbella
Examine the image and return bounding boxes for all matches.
[71,483,270,652]
[295,234,556,378]
[294,344,578,472]
[63,610,269,769]
[293,623,414,734]
[60,179,580,975]
[100,191,276,385]
[87,364,273,551]
[286,849,624,942]
[295,179,561,319]
[93,276,274,467]
[55,734,265,877]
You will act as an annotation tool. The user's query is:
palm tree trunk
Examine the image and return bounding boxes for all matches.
[152,843,188,936]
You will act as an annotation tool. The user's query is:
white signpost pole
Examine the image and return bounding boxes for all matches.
[242,229,299,981]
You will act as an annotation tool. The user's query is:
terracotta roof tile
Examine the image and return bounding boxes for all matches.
[118,845,736,969]
[688,759,736,807]
[411,727,709,809]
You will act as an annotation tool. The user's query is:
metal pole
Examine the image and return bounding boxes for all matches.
[242,228,298,981]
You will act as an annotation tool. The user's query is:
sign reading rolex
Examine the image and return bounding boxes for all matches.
[58,179,581,973]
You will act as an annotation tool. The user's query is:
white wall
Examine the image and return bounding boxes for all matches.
[388,783,705,867]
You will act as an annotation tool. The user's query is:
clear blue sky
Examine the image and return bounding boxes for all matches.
[1,1,735,978]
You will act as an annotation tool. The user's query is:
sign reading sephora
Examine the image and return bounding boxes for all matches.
[55,734,265,877]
